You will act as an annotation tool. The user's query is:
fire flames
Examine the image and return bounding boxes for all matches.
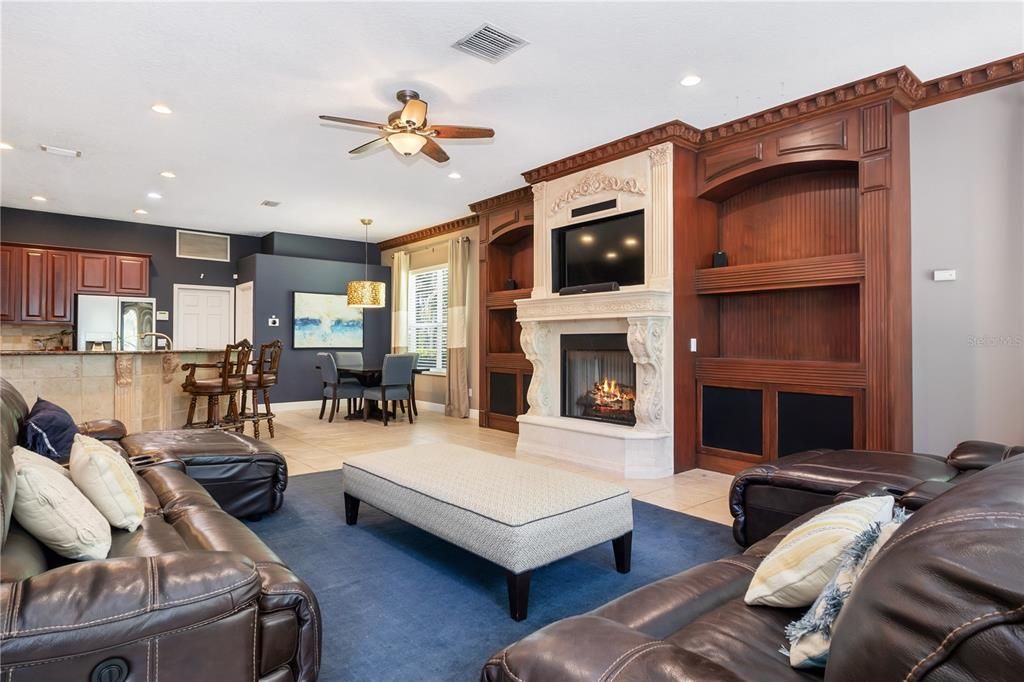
[589,377,636,412]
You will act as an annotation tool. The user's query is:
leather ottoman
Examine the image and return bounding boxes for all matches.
[119,429,287,518]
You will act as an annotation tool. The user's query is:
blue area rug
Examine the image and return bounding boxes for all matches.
[245,469,737,682]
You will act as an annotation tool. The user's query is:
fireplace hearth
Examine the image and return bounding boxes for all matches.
[561,334,636,426]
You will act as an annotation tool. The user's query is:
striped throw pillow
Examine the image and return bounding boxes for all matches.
[745,496,895,607]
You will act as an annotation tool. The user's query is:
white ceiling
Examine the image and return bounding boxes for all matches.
[2,2,1021,242]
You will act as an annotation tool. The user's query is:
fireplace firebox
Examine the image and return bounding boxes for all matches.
[561,334,636,426]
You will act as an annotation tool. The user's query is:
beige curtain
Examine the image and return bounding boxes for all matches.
[390,250,410,353]
[446,237,471,417]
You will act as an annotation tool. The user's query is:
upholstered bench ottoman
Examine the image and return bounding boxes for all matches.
[341,444,633,620]
[119,429,287,518]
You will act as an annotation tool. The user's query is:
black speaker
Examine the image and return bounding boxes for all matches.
[712,251,729,268]
[558,282,620,296]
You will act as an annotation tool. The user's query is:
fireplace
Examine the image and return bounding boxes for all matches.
[561,334,637,426]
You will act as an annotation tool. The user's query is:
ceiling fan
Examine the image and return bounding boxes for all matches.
[319,89,494,163]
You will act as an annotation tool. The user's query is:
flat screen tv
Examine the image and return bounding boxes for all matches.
[552,210,644,291]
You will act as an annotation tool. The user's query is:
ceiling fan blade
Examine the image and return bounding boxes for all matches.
[348,137,390,154]
[429,124,495,139]
[421,137,450,163]
[399,98,428,128]
[319,115,385,129]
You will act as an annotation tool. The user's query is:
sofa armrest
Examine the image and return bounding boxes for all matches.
[947,440,1024,471]
[898,480,956,510]
[255,561,322,682]
[833,480,904,504]
[482,615,682,682]
[76,418,127,440]
[0,551,260,665]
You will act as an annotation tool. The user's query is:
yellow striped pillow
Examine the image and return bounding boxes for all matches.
[70,434,145,532]
[744,496,894,607]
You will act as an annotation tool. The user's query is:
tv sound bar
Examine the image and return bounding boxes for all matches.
[559,282,620,296]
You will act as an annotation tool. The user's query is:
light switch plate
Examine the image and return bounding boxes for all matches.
[933,269,957,281]
[156,310,169,321]
[690,337,697,353]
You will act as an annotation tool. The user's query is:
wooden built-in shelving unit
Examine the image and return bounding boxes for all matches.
[471,187,535,433]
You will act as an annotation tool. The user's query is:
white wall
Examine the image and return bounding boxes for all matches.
[910,83,1024,454]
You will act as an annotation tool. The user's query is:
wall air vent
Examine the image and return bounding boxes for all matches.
[176,229,231,262]
[260,200,281,207]
[452,23,528,63]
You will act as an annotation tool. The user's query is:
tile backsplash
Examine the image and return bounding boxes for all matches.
[1,324,74,351]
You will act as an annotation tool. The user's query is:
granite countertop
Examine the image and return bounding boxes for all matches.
[0,349,221,356]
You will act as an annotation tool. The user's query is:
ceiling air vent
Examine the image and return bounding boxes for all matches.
[452,23,528,63]
[176,229,231,262]
[260,200,281,207]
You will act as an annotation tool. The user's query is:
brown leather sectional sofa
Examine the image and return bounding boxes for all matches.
[729,440,1024,546]
[483,455,1024,681]
[0,379,321,681]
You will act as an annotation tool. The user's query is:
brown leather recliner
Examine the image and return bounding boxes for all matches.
[483,456,1024,681]
[0,379,321,681]
[729,440,1024,546]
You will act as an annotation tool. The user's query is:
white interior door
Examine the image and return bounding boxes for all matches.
[173,285,234,350]
[235,281,254,344]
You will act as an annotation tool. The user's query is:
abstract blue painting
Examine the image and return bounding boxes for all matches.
[293,292,363,348]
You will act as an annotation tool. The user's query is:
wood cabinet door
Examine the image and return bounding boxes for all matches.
[0,246,18,321]
[76,252,113,293]
[20,248,47,321]
[114,255,149,295]
[46,250,74,321]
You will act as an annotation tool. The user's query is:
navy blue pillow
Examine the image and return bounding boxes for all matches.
[19,398,79,460]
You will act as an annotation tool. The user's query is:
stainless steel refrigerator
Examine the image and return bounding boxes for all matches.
[76,295,158,351]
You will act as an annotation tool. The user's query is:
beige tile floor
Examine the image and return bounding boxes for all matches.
[264,406,735,525]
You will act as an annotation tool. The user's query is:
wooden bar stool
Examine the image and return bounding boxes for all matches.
[181,340,252,429]
[241,340,282,438]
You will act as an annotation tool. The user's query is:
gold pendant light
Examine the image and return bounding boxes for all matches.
[347,218,386,308]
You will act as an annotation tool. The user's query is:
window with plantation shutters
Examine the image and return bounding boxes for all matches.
[408,265,448,372]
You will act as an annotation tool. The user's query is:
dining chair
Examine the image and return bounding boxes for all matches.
[361,353,417,425]
[316,352,364,423]
[241,339,282,439]
[182,340,252,430]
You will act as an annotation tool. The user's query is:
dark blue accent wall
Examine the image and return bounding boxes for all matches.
[238,253,391,403]
[0,207,263,336]
[261,231,378,263]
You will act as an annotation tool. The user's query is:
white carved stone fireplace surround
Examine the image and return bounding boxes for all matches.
[516,144,675,479]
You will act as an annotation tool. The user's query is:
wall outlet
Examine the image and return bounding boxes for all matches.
[156,310,169,321]
[268,316,280,327]
[690,337,697,353]
[933,269,957,281]
[468,388,473,398]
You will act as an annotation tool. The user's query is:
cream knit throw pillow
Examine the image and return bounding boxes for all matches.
[70,434,145,532]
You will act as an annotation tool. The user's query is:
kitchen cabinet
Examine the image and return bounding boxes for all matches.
[114,255,149,295]
[0,245,18,321]
[76,252,114,293]
[3,243,150,323]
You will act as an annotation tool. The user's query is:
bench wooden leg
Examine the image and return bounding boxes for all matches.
[613,531,632,573]
[344,493,361,525]
[506,570,532,621]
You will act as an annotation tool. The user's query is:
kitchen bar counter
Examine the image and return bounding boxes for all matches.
[0,350,223,431]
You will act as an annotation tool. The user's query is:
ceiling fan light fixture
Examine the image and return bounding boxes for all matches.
[388,132,427,157]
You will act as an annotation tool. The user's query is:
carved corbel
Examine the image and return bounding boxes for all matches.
[519,322,551,416]
[162,353,180,384]
[627,317,667,431]
[115,355,134,386]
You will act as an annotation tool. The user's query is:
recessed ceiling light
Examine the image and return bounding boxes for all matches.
[679,75,702,87]
[147,192,163,199]
[31,195,47,202]
[0,142,13,150]
[606,251,618,259]
[160,170,176,178]
[133,208,149,215]
[623,237,639,247]
[580,234,594,244]
[151,104,173,114]
[447,171,462,180]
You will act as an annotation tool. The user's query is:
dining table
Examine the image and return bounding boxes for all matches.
[316,357,424,422]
